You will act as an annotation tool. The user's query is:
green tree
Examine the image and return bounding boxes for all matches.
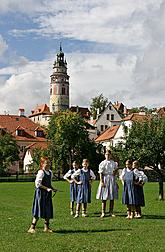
[113,117,165,200]
[30,147,48,174]
[90,94,108,119]
[47,111,99,175]
[0,133,19,175]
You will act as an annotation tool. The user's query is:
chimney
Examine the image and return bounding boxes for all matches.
[76,106,79,113]
[18,108,25,117]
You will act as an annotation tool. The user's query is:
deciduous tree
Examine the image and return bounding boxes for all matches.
[0,133,19,175]
[113,117,165,200]
[90,94,108,119]
[47,111,99,174]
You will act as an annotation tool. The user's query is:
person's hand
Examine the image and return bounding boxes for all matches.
[69,180,74,184]
[77,181,82,185]
[47,188,52,192]
[101,181,105,187]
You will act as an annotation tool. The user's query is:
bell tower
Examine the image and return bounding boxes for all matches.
[50,44,70,113]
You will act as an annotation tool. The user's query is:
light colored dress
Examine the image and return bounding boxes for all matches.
[96,159,118,200]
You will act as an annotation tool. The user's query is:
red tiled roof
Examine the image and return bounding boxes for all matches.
[123,113,150,122]
[0,115,46,142]
[29,104,52,117]
[156,108,165,116]
[70,106,90,118]
[95,125,120,142]
[25,142,48,150]
[113,102,124,111]
[24,142,49,159]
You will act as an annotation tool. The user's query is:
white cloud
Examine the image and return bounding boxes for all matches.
[0,0,46,14]
[0,52,136,114]
[65,52,136,107]
[0,59,51,115]
[0,35,8,58]
[0,0,165,113]
[7,0,162,48]
[132,0,165,107]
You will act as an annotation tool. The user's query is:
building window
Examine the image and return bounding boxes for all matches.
[111,114,114,120]
[20,145,26,152]
[50,88,52,95]
[36,131,44,137]
[105,125,108,129]
[106,114,109,120]
[101,125,104,131]
[62,87,65,95]
[109,105,111,110]
[16,130,24,136]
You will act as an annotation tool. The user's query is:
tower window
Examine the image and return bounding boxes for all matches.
[50,88,52,95]
[101,125,104,131]
[62,87,65,95]
[106,114,109,120]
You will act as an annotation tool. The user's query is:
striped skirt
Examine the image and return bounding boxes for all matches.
[96,175,118,201]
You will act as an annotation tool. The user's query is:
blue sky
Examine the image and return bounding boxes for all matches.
[0,0,165,115]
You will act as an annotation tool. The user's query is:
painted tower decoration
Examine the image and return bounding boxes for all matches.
[50,45,70,113]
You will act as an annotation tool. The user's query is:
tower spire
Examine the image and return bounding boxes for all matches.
[50,46,70,113]
[60,42,62,52]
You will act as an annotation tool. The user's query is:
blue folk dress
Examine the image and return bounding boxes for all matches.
[70,170,78,202]
[133,169,145,207]
[32,170,53,219]
[63,169,78,202]
[122,168,135,205]
[76,169,91,204]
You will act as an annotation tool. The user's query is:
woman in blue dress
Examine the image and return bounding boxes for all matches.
[63,161,79,215]
[133,160,148,218]
[120,160,135,219]
[28,156,57,233]
[71,159,96,218]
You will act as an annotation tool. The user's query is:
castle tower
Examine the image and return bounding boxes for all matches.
[50,44,70,113]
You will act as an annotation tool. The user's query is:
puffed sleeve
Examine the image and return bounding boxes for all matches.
[90,169,96,180]
[63,169,72,180]
[35,170,44,188]
[71,169,81,179]
[141,172,148,183]
[120,168,126,181]
[98,161,105,174]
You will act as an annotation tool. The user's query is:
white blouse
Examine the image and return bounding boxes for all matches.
[63,169,75,180]
[133,168,148,183]
[98,160,117,175]
[35,169,53,188]
[71,168,96,180]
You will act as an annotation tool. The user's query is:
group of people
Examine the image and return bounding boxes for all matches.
[120,159,148,219]
[28,151,148,233]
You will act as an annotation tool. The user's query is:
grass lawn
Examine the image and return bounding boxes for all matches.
[0,181,165,252]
